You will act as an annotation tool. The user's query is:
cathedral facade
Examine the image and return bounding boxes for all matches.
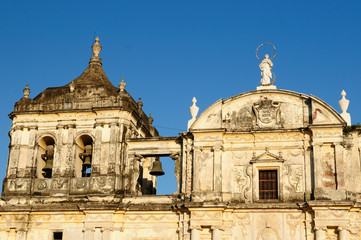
[0,38,360,240]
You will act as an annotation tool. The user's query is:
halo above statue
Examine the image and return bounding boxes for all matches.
[256,43,276,60]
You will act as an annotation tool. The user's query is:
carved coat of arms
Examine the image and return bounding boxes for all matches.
[253,97,280,128]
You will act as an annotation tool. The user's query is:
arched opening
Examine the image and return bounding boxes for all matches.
[145,156,177,195]
[75,135,93,178]
[154,156,177,195]
[37,136,55,179]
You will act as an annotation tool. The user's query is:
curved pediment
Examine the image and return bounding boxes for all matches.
[190,89,345,132]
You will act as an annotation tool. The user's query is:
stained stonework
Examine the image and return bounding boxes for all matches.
[1,38,361,240]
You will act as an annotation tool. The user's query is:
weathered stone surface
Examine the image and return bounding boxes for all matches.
[2,39,361,240]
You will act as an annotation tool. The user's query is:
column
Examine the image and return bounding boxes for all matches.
[338,227,349,240]
[314,227,326,240]
[190,226,201,240]
[211,226,222,240]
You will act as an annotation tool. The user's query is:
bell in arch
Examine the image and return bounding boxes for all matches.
[79,145,92,167]
[149,159,165,176]
[43,158,53,170]
[83,156,91,167]
[41,145,54,161]
[42,145,54,178]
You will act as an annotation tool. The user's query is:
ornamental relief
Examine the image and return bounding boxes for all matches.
[9,179,29,191]
[85,213,114,221]
[232,166,247,193]
[125,214,177,222]
[232,151,253,162]
[284,165,303,193]
[52,178,68,189]
[316,210,348,219]
[37,180,47,190]
[200,150,213,191]
[286,213,304,240]
[253,97,281,129]
[75,179,87,189]
[197,135,222,142]
[232,165,252,200]
[256,226,281,240]
[192,211,222,219]
[288,149,303,157]
[232,220,250,239]
[64,214,84,222]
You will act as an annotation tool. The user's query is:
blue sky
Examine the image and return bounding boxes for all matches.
[1,0,361,194]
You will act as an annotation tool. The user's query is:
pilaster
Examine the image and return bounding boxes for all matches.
[193,147,201,192]
[213,143,222,193]
[211,226,223,240]
[338,227,350,240]
[314,226,327,240]
[190,226,201,240]
[334,142,345,189]
[83,228,94,240]
[312,143,323,192]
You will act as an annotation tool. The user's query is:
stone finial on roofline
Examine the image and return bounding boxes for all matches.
[23,84,30,98]
[69,79,75,93]
[148,113,154,126]
[339,90,351,126]
[92,37,102,57]
[187,97,199,131]
[137,98,143,110]
[119,77,126,92]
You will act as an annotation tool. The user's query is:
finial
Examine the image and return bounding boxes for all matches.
[92,36,102,57]
[148,113,154,126]
[69,79,75,93]
[341,90,346,97]
[339,90,351,126]
[119,77,126,92]
[187,97,199,130]
[138,98,143,110]
[23,83,30,98]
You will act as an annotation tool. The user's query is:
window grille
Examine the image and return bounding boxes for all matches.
[259,170,278,200]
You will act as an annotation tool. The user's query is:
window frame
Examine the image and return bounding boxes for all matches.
[249,151,284,202]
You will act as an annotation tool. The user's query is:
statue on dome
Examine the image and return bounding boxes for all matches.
[259,54,273,85]
[256,43,276,87]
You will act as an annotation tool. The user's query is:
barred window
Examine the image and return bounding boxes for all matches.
[259,170,278,200]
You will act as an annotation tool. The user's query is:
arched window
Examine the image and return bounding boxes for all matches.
[75,135,93,178]
[37,136,55,178]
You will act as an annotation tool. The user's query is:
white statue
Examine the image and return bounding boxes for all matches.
[259,54,273,85]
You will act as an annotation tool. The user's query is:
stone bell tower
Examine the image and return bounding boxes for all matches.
[2,37,158,199]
